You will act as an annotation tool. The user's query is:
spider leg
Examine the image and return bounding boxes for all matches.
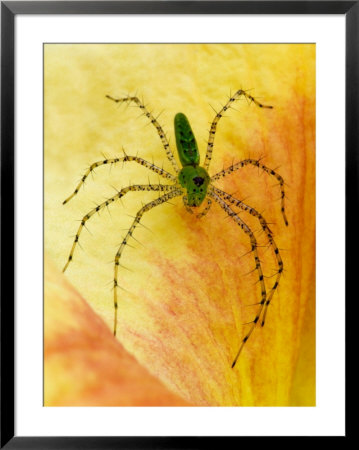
[182,197,212,218]
[182,196,194,214]
[62,183,178,272]
[208,190,267,369]
[113,188,183,336]
[196,198,212,218]
[106,95,180,173]
[63,155,176,204]
[203,89,272,171]
[211,158,288,226]
[212,187,283,327]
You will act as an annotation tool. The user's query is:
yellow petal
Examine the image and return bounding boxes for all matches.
[44,255,192,406]
[45,43,315,406]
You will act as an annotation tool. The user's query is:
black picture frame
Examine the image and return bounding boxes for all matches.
[1,1,354,447]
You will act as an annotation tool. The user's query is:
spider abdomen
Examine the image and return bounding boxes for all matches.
[174,113,200,167]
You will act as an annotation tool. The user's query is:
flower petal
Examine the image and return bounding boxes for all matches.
[44,255,191,406]
[45,43,315,406]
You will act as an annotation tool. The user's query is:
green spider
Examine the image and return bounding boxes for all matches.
[63,90,288,368]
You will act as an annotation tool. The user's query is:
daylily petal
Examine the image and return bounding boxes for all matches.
[44,256,191,406]
[45,43,315,406]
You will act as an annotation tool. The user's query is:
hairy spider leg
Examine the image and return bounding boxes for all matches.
[62,184,177,273]
[106,95,180,173]
[63,155,176,205]
[182,196,212,218]
[211,158,288,226]
[182,196,194,215]
[203,89,273,171]
[208,190,267,369]
[196,198,212,218]
[212,187,284,327]
[113,188,183,336]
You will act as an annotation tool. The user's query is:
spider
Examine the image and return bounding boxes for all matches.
[63,90,288,368]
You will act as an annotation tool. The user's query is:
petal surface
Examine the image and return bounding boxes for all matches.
[45,256,191,406]
[45,44,315,406]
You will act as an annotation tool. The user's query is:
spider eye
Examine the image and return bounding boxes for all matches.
[193,176,204,187]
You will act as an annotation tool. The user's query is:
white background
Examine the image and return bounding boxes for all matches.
[15,14,345,436]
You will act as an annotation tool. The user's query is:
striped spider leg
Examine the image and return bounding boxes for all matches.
[63,97,183,334]
[200,89,288,367]
[207,188,268,368]
[112,188,183,335]
[210,186,284,365]
[210,157,288,334]
[203,89,273,170]
[64,176,183,335]
[106,94,180,174]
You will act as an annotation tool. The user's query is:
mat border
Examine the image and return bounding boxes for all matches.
[1,1,354,447]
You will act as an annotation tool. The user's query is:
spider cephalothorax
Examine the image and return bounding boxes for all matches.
[178,165,210,207]
[63,90,288,368]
